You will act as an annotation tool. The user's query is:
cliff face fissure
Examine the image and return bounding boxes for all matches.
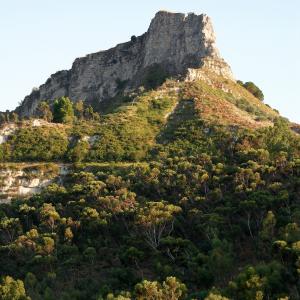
[16,11,234,117]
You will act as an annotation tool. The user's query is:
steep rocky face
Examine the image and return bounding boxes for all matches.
[16,11,234,117]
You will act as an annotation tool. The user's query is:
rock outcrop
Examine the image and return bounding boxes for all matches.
[0,164,68,202]
[0,123,17,144]
[16,11,234,117]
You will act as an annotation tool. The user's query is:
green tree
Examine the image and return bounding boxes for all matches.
[53,96,74,124]
[243,81,264,101]
[106,292,131,300]
[228,267,265,300]
[260,211,276,241]
[144,64,168,90]
[84,105,100,121]
[64,227,74,243]
[10,112,19,123]
[205,292,229,300]
[136,201,182,249]
[83,247,97,264]
[0,113,6,124]
[134,277,186,300]
[0,276,30,300]
[40,236,55,255]
[5,110,10,122]
[67,140,90,162]
[39,203,60,232]
[0,217,22,243]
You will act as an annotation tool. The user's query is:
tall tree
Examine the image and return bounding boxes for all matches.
[53,97,74,124]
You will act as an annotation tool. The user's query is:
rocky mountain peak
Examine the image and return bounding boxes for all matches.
[16,11,234,117]
[145,11,220,66]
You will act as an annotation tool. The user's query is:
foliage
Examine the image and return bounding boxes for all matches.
[0,77,300,298]
[67,139,90,162]
[74,100,84,120]
[136,201,181,249]
[36,101,53,122]
[134,276,186,300]
[53,96,74,124]
[2,126,68,161]
[0,276,30,300]
[238,80,264,101]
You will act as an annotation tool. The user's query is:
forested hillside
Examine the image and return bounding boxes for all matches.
[0,75,300,299]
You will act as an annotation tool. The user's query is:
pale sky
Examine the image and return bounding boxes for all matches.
[0,0,299,122]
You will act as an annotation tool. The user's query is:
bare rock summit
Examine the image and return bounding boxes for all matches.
[16,11,234,117]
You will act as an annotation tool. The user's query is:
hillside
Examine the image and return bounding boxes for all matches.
[0,10,300,300]
[1,69,300,299]
[0,74,282,165]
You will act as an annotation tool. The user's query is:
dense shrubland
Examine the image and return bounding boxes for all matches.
[0,115,300,299]
[0,78,300,299]
[0,79,279,164]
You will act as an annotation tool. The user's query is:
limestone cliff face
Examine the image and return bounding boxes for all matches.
[16,11,234,117]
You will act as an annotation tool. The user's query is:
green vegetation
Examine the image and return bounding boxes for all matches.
[0,76,299,299]
[0,78,279,163]
[0,276,30,299]
[0,126,68,161]
[53,97,75,124]
[238,80,264,101]
[37,101,53,122]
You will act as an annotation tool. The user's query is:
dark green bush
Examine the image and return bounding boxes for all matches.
[238,80,264,101]
[53,97,74,124]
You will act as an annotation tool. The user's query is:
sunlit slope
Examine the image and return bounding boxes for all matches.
[0,74,287,164]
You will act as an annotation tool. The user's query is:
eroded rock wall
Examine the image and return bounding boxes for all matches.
[0,164,67,202]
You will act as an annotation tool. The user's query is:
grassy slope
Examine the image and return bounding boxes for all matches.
[181,74,278,128]
[0,74,287,165]
[99,74,280,143]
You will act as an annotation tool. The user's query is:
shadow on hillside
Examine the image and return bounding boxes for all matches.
[156,98,198,144]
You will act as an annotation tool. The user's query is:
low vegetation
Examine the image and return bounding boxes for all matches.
[0,76,280,164]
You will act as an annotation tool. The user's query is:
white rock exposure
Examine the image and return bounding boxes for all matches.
[0,123,17,144]
[16,11,234,117]
[0,164,69,202]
